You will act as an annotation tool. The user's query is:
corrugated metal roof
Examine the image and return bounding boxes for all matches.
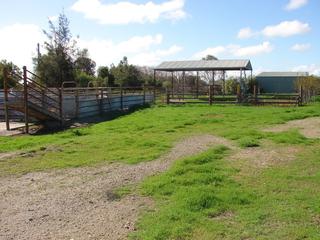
[154,60,252,71]
[257,72,309,77]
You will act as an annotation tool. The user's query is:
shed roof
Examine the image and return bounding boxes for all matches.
[257,72,309,77]
[155,60,252,72]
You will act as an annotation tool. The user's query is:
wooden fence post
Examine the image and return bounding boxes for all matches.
[236,84,241,103]
[166,88,170,105]
[3,67,10,131]
[299,85,303,106]
[253,85,257,105]
[209,85,213,105]
[23,66,29,134]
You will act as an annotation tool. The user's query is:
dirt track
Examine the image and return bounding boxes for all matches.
[0,135,228,240]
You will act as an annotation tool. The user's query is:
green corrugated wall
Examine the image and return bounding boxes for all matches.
[256,76,298,93]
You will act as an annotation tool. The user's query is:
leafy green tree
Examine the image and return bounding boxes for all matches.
[98,66,114,86]
[0,60,20,89]
[225,77,238,95]
[34,12,77,87]
[74,49,96,76]
[109,57,143,87]
[75,71,96,87]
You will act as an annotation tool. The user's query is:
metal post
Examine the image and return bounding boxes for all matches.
[59,87,63,126]
[23,66,29,134]
[100,88,103,115]
[75,88,79,118]
[120,86,123,110]
[143,84,146,104]
[3,68,10,130]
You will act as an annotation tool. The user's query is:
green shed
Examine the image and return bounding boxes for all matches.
[256,72,309,93]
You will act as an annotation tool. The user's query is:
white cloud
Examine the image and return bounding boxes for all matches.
[77,34,182,67]
[292,64,320,76]
[237,27,256,39]
[193,42,274,59]
[285,0,308,10]
[71,0,186,25]
[291,43,311,52]
[0,23,43,69]
[231,42,274,57]
[262,20,311,37]
[130,45,182,66]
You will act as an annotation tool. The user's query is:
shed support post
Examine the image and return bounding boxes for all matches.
[3,68,10,131]
[212,71,215,103]
[153,70,156,103]
[171,72,174,98]
[182,71,185,100]
[209,85,213,105]
[223,70,226,96]
[196,71,199,99]
[23,66,29,134]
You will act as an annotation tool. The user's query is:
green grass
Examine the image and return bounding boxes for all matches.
[1,103,320,239]
[1,104,320,176]
[131,146,253,240]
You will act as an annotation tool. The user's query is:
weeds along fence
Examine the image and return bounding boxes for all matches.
[61,86,155,120]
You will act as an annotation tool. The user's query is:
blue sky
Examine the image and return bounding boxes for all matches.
[0,0,319,75]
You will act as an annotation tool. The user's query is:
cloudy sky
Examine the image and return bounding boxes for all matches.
[0,0,319,75]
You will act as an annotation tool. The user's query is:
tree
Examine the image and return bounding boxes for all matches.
[225,77,238,95]
[0,60,20,89]
[74,49,96,76]
[75,71,96,87]
[202,55,218,61]
[109,57,143,87]
[98,66,114,86]
[34,12,77,87]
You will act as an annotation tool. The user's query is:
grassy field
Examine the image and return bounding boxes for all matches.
[1,103,320,239]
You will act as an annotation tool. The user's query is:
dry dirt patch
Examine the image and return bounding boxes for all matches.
[264,117,320,138]
[231,143,300,169]
[0,135,231,240]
